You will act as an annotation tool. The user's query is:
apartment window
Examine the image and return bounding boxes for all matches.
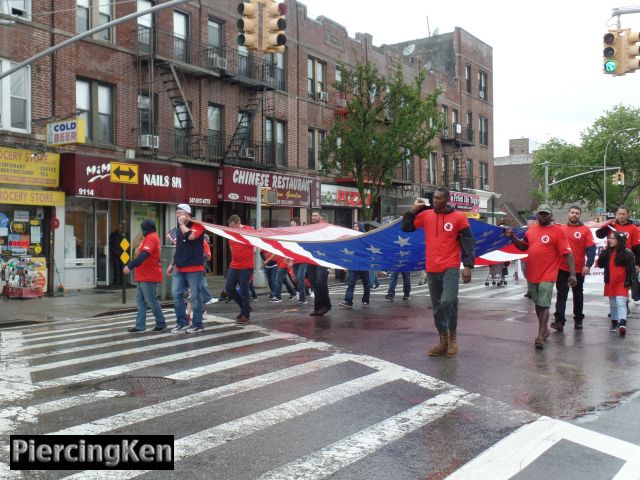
[465,64,471,93]
[0,60,30,132]
[307,57,325,99]
[208,105,223,159]
[76,79,113,144]
[173,10,189,62]
[265,52,285,90]
[238,45,250,77]
[479,116,489,146]
[174,102,191,156]
[441,105,448,136]
[452,109,459,136]
[466,111,473,142]
[307,128,325,170]
[266,118,286,166]
[208,19,222,52]
[138,93,151,136]
[138,0,154,53]
[427,152,437,185]
[1,1,30,18]
[480,163,489,190]
[401,149,414,182]
[76,0,112,41]
[479,71,488,101]
[442,155,449,185]
[466,159,474,188]
[238,112,251,149]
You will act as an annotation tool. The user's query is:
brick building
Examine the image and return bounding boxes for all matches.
[0,1,495,290]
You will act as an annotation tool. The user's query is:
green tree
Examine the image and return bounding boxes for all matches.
[320,61,442,220]
[532,105,640,213]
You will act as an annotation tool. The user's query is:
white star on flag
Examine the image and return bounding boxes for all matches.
[366,245,383,254]
[394,235,411,247]
[340,248,355,255]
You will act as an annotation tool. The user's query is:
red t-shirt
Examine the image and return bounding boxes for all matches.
[176,223,205,273]
[604,255,630,297]
[609,221,640,248]
[523,224,572,283]
[275,255,289,269]
[203,239,211,260]
[229,225,255,269]
[559,224,595,272]
[134,232,163,283]
[414,209,471,272]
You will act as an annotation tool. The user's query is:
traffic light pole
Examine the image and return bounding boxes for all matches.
[121,184,126,305]
[253,183,266,287]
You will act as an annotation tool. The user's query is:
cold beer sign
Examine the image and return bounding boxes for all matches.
[46,118,86,146]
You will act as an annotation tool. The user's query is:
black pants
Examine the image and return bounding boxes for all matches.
[554,270,585,323]
[309,265,331,312]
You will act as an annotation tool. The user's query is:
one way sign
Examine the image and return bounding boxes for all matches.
[110,162,139,184]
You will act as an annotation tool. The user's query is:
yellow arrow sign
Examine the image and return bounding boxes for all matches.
[110,162,139,184]
[120,252,130,265]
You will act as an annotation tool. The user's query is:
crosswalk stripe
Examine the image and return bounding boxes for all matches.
[21,313,143,338]
[12,322,231,362]
[50,353,347,436]
[17,318,148,343]
[10,327,264,377]
[36,331,299,389]
[0,310,139,332]
[258,388,476,480]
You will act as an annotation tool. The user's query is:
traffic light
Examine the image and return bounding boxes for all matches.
[623,29,640,74]
[261,187,278,204]
[612,172,625,185]
[603,30,621,75]
[263,0,287,53]
[237,1,259,50]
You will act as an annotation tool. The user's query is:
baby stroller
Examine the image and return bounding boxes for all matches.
[485,262,509,287]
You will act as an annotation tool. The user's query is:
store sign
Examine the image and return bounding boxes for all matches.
[61,155,218,206]
[0,187,65,206]
[221,166,320,208]
[0,146,60,187]
[46,118,86,146]
[321,184,371,207]
[449,191,480,213]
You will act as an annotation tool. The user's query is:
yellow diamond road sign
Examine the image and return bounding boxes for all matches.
[120,252,130,265]
[110,162,139,184]
[120,238,130,251]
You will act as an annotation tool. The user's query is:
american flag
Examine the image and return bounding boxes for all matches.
[196,219,526,271]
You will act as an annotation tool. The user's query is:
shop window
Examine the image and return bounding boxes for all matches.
[64,198,95,263]
[0,205,43,258]
[0,59,31,132]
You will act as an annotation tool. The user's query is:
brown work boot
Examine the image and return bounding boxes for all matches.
[428,333,449,356]
[447,330,458,357]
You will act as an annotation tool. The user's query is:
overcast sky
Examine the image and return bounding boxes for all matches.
[299,0,640,157]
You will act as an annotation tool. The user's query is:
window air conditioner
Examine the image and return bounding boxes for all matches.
[240,147,256,159]
[479,91,485,99]
[483,183,490,191]
[140,134,159,149]
[214,55,227,70]
[316,91,328,102]
[452,181,461,190]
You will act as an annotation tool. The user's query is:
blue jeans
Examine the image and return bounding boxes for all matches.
[609,296,628,321]
[388,271,411,298]
[264,265,277,295]
[344,270,370,304]
[135,282,166,331]
[294,263,307,302]
[274,267,296,300]
[369,270,380,288]
[427,268,460,333]
[226,268,252,317]
[200,272,213,303]
[172,270,204,328]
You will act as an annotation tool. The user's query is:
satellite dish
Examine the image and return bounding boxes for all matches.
[402,43,415,56]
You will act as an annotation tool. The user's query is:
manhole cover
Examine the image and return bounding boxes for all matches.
[93,376,176,394]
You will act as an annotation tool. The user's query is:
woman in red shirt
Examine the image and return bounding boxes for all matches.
[597,231,635,335]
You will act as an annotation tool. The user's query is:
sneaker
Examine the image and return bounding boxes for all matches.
[150,325,166,332]
[384,294,394,301]
[251,296,259,302]
[297,299,307,305]
[619,320,627,336]
[402,295,410,300]
[289,293,299,301]
[309,292,315,298]
[550,321,564,333]
[185,326,204,334]
[270,298,282,303]
[362,302,369,308]
[338,301,353,308]
[370,285,380,290]
[205,298,219,305]
[171,324,189,334]
[610,320,619,332]
[127,327,144,333]
[236,315,250,326]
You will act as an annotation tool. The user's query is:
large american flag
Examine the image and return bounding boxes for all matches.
[195,219,527,271]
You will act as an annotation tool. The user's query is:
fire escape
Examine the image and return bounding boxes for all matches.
[441,123,474,191]
[134,26,278,167]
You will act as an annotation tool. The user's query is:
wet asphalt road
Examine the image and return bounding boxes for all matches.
[1,275,639,479]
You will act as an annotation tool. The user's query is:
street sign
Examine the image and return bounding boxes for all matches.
[119,238,130,265]
[596,207,605,213]
[110,162,139,184]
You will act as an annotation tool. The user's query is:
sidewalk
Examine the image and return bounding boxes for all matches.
[0,275,270,327]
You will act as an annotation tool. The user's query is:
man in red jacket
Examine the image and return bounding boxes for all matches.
[123,219,166,333]
[402,187,475,358]
[226,214,255,326]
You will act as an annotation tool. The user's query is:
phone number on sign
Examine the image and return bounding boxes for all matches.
[188,197,212,205]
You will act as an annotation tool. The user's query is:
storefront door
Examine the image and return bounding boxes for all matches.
[96,209,108,286]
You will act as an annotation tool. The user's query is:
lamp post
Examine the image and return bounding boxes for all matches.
[603,127,639,213]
